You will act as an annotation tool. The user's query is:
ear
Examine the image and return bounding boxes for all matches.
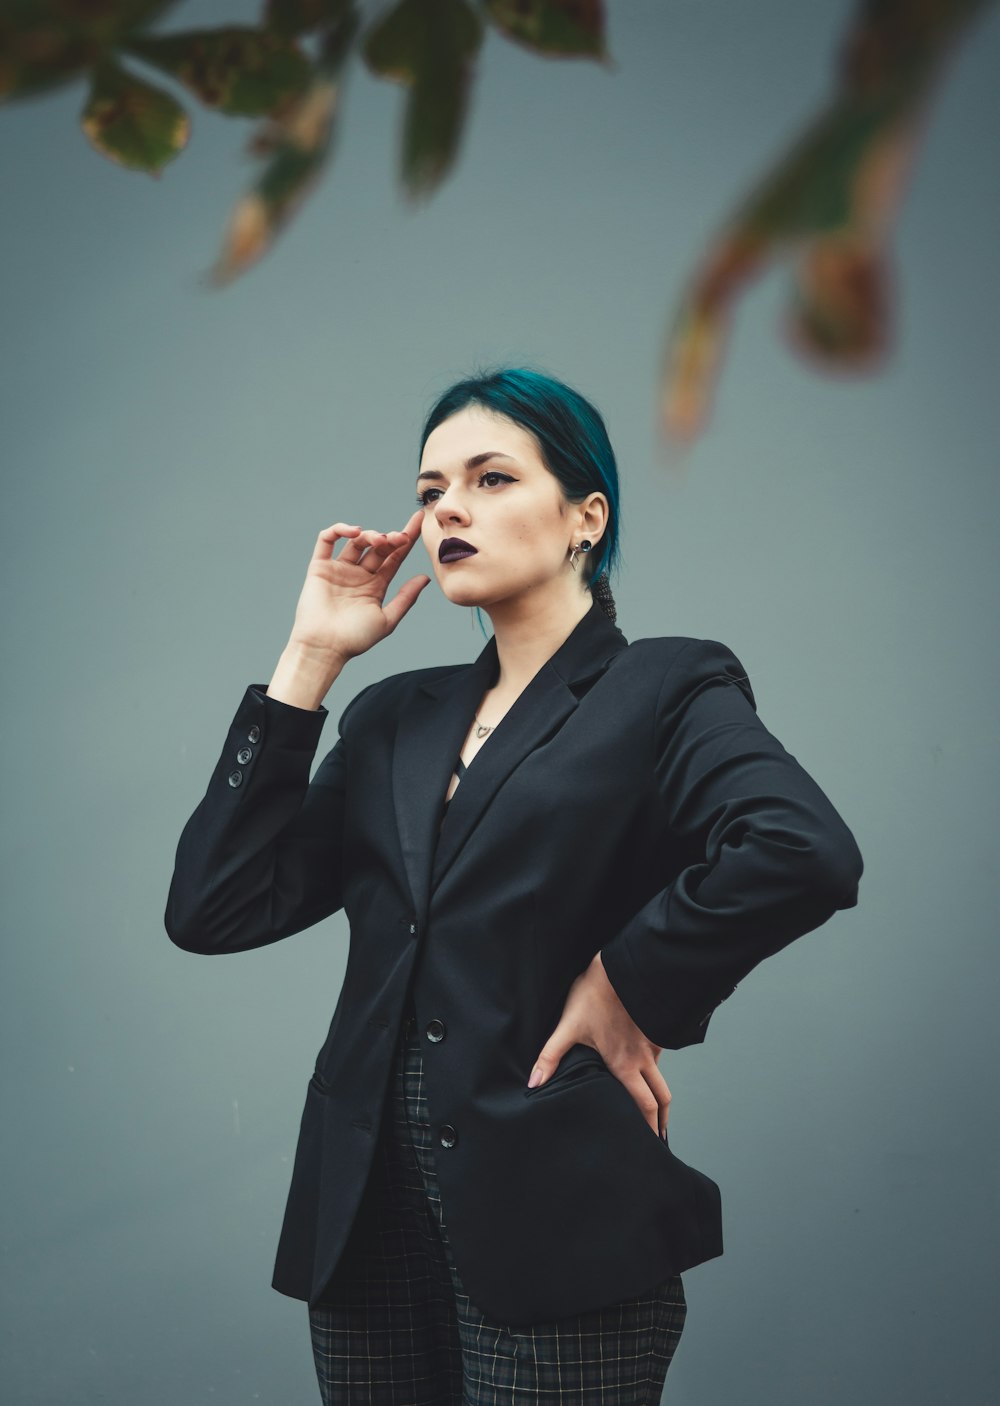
[579,491,609,544]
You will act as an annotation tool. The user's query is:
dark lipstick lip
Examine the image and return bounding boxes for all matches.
[439,537,478,561]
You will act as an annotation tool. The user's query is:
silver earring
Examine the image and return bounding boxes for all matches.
[568,539,592,570]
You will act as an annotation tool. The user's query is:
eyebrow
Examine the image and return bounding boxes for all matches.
[416,451,517,484]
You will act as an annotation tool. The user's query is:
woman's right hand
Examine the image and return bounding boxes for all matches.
[287,508,431,665]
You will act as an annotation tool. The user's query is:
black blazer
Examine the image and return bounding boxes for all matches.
[165,599,863,1326]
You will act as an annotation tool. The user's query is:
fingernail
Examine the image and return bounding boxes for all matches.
[527,1067,542,1088]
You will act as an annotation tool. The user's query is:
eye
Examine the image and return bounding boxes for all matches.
[415,470,515,506]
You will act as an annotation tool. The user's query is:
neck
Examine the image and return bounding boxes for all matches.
[482,587,594,697]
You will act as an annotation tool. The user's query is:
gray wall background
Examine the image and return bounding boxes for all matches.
[2,2,997,1402]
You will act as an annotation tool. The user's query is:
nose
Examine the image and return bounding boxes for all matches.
[433,488,471,527]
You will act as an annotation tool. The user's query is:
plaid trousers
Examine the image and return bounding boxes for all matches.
[308,1006,687,1405]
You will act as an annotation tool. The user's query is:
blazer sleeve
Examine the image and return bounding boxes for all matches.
[598,639,864,1050]
[164,679,377,955]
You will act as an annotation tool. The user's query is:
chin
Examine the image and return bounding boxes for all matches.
[434,571,493,606]
[440,582,490,608]
[436,566,546,610]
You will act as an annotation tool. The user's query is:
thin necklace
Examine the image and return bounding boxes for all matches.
[474,714,493,738]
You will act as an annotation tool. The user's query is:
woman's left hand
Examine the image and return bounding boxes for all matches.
[527,953,671,1138]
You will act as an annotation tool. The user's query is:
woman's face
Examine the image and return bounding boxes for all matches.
[416,405,606,611]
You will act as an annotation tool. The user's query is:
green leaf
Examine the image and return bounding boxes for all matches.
[362,0,483,201]
[121,26,312,117]
[657,0,996,443]
[839,0,993,97]
[208,4,360,284]
[362,0,482,84]
[786,239,887,361]
[482,0,609,60]
[0,0,178,104]
[263,0,353,38]
[81,55,190,175]
[731,97,898,243]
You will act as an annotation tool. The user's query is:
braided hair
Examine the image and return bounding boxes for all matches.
[589,569,617,625]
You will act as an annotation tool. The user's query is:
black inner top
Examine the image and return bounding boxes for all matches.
[408,754,470,1023]
[442,754,467,807]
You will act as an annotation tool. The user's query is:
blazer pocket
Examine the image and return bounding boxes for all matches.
[308,1069,333,1096]
[523,1045,609,1099]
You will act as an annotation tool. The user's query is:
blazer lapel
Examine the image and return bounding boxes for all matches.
[391,600,629,923]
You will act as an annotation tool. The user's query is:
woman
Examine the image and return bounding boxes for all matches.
[165,367,864,1405]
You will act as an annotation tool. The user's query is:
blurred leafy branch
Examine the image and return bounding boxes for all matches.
[0,0,993,442]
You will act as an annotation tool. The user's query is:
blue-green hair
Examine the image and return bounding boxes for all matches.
[418,365,622,638]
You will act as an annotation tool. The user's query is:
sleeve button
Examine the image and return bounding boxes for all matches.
[247,725,261,743]
[228,769,243,787]
[236,746,253,764]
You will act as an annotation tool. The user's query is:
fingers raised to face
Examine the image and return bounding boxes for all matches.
[312,522,361,563]
[312,509,425,571]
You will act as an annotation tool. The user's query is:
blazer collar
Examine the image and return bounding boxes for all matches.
[391,599,629,922]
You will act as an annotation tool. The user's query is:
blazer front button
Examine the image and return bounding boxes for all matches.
[228,769,243,787]
[236,746,253,764]
[247,725,260,743]
[426,1019,445,1043]
[439,1124,458,1149]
